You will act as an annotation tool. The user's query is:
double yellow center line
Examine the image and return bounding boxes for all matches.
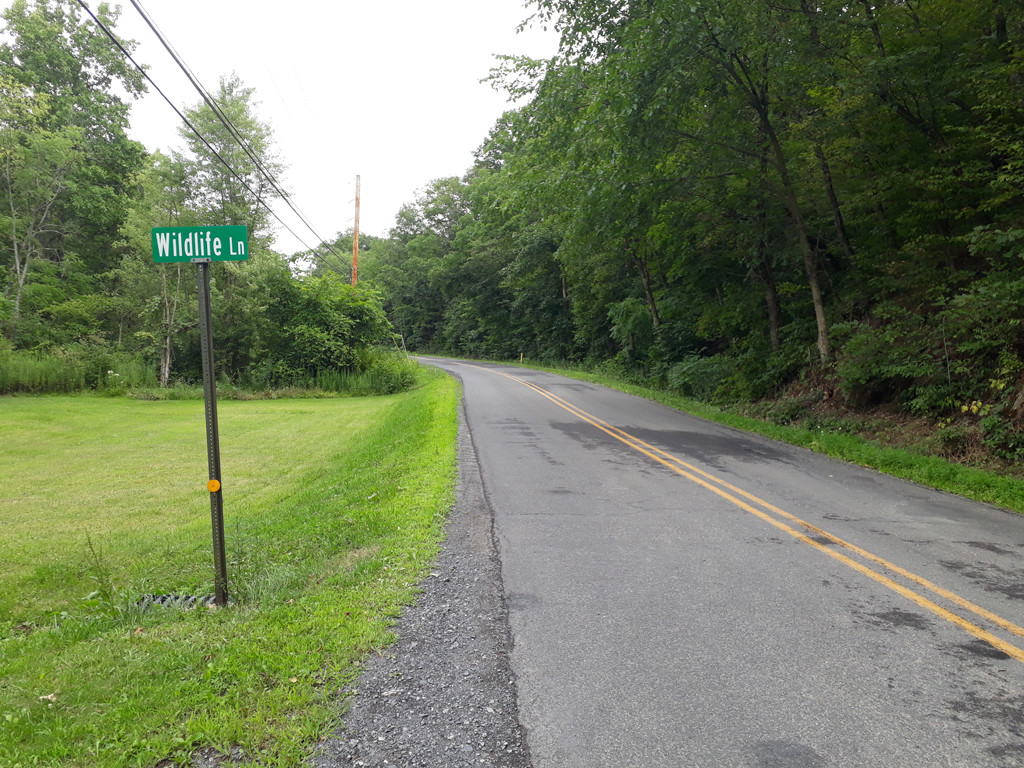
[464,363,1024,663]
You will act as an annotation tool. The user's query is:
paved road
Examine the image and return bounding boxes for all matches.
[424,358,1024,768]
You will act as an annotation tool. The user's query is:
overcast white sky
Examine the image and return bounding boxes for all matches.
[6,0,561,254]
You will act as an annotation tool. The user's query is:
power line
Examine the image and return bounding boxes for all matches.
[73,0,353,279]
[127,0,350,270]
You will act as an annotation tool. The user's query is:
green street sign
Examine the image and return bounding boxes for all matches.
[151,226,249,263]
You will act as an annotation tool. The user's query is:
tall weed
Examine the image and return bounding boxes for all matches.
[0,348,86,393]
[0,347,157,395]
[314,349,417,396]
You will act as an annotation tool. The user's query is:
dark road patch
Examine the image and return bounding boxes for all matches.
[956,640,1012,661]
[961,541,1018,557]
[939,560,1024,600]
[864,608,934,632]
[623,427,796,469]
[753,740,827,768]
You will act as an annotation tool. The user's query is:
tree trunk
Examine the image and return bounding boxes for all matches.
[160,267,172,387]
[710,24,831,362]
[815,143,854,262]
[995,5,1008,47]
[6,179,25,330]
[756,106,831,361]
[755,149,780,350]
[789,198,831,363]
[757,222,781,351]
[632,246,661,333]
[771,143,830,361]
[799,0,821,49]
[159,264,182,388]
[761,260,781,351]
[860,0,887,57]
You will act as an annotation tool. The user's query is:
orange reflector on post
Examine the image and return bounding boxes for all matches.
[207,479,221,493]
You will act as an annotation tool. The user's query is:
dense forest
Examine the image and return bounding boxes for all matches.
[3,0,1024,462]
[347,0,1024,463]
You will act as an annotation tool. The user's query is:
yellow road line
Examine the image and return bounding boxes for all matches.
[459,362,1024,663]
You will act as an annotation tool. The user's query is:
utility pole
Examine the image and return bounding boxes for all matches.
[351,175,360,285]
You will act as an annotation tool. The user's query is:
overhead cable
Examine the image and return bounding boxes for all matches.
[127,0,351,271]
[73,0,353,278]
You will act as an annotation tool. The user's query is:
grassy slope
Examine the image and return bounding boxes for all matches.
[0,368,457,768]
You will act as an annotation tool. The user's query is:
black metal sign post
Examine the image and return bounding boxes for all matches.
[195,258,228,607]
[152,225,247,607]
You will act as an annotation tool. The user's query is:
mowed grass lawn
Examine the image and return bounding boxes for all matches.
[0,368,458,768]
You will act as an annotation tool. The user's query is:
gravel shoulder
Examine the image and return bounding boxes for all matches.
[310,397,531,768]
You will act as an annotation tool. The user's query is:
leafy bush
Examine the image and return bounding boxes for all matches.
[667,354,739,402]
[981,412,1024,462]
[315,349,418,396]
[591,355,649,386]
[936,421,974,458]
[835,310,943,410]
[608,298,655,360]
[762,398,814,426]
[274,277,392,378]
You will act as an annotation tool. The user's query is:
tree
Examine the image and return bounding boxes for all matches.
[0,76,82,339]
[0,0,146,342]
[176,73,284,241]
[273,275,391,379]
[0,0,147,267]
[530,0,835,360]
[363,178,471,351]
[116,152,195,386]
[168,74,294,382]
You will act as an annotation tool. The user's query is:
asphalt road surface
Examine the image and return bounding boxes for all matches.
[422,358,1024,768]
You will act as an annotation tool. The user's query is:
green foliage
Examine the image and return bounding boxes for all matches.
[980,412,1024,462]
[3,0,1023,462]
[608,298,654,360]
[835,311,943,410]
[0,347,84,393]
[277,276,390,376]
[0,0,146,341]
[666,355,740,402]
[176,73,281,238]
[358,0,1012,461]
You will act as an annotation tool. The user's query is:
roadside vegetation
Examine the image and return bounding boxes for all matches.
[0,2,403,399]
[0,344,418,399]
[0,7,449,765]
[0,367,458,768]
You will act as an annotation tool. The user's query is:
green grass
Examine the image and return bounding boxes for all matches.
[512,360,1024,516]
[0,367,458,768]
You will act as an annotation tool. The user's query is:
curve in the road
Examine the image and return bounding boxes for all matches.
[455,361,1024,663]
